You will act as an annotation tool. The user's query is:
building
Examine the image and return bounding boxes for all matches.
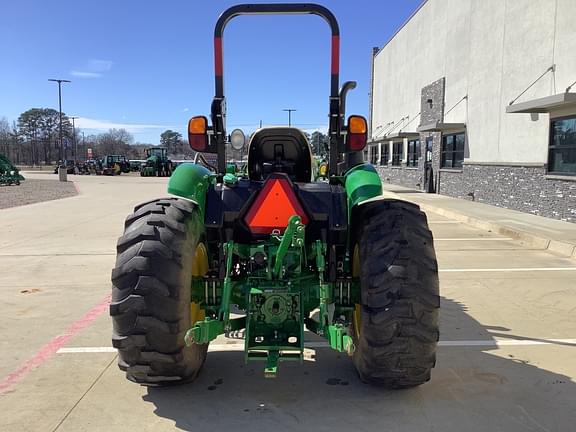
[369,0,576,222]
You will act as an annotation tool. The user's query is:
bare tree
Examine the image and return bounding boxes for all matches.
[0,117,11,159]
[96,128,135,155]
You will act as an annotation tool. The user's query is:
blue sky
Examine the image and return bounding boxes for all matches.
[1,0,422,143]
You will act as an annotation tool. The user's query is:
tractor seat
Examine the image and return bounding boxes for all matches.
[247,127,313,182]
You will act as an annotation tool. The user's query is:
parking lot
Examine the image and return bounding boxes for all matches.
[1,173,575,432]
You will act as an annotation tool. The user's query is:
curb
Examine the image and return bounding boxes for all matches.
[385,193,576,261]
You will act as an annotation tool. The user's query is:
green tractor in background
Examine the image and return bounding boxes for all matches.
[140,147,173,177]
[111,4,439,387]
[0,154,24,185]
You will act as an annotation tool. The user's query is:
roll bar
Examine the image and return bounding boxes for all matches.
[214,3,340,98]
[211,4,343,175]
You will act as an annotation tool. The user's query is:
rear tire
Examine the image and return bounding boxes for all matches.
[110,198,208,385]
[351,199,439,388]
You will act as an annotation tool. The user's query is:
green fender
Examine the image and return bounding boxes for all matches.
[344,163,383,213]
[167,163,215,217]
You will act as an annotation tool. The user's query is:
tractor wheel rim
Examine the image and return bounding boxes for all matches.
[352,245,361,339]
[191,242,209,277]
[191,242,209,325]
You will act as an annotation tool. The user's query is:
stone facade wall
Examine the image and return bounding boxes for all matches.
[437,164,576,222]
[374,79,448,192]
[376,166,422,189]
[422,132,441,192]
[420,79,445,193]
[420,78,445,125]
[376,163,576,222]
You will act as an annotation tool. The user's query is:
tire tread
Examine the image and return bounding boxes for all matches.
[110,198,207,386]
[352,199,440,388]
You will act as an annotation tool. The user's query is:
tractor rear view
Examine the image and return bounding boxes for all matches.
[111,3,439,387]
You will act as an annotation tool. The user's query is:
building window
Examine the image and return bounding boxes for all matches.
[370,145,378,165]
[549,116,576,175]
[407,139,420,167]
[441,133,465,169]
[392,142,403,166]
[380,143,389,166]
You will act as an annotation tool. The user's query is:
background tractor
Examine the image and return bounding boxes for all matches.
[140,147,173,177]
[100,155,130,175]
[111,3,439,387]
[53,159,77,175]
[0,154,24,185]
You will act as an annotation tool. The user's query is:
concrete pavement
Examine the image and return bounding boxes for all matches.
[0,173,167,379]
[0,173,575,431]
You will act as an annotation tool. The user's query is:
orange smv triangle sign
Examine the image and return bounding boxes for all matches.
[245,178,308,234]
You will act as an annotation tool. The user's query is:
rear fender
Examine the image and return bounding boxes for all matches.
[168,163,215,218]
[344,163,383,251]
[344,163,382,212]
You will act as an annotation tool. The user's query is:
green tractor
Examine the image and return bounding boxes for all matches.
[0,154,24,185]
[111,3,439,387]
[140,147,173,177]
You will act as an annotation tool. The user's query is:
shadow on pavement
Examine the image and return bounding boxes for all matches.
[143,297,576,431]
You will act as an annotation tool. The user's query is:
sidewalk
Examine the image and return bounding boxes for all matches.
[382,183,576,260]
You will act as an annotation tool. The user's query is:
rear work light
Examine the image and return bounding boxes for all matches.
[244,176,309,235]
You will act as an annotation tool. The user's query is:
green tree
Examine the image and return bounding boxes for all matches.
[160,129,184,156]
[39,109,62,164]
[309,131,328,156]
[17,108,42,165]
[17,108,72,164]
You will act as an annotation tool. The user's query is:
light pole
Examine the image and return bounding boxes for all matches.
[69,116,79,163]
[48,79,71,164]
[282,108,296,127]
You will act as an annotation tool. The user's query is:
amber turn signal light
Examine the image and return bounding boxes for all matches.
[188,116,209,152]
[348,115,367,134]
[189,116,208,135]
[346,115,367,151]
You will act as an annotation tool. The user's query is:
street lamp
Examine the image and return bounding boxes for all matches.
[48,79,71,164]
[82,132,86,160]
[282,108,296,127]
[69,116,79,163]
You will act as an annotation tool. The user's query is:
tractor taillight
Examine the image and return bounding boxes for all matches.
[244,176,308,235]
[188,116,209,152]
[346,115,367,151]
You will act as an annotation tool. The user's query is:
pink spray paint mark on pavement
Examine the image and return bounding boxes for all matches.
[0,294,111,395]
